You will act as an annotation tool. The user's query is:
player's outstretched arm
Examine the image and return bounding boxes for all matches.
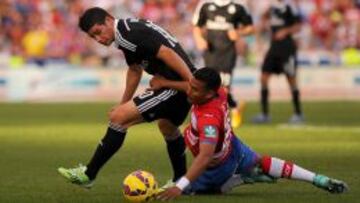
[158,143,215,201]
[183,143,215,183]
[120,64,143,104]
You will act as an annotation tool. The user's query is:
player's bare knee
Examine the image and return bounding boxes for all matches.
[108,108,127,126]
[109,105,143,128]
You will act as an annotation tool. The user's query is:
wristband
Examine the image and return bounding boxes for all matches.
[175,176,190,191]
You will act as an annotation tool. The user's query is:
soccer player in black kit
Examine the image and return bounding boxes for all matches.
[57,7,196,188]
[192,0,254,128]
[253,0,304,124]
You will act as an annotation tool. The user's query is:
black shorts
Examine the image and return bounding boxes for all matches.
[262,49,297,77]
[133,88,191,126]
[262,39,298,77]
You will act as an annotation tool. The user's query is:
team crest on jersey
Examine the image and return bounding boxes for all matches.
[228,5,236,14]
[209,4,216,11]
[204,125,217,138]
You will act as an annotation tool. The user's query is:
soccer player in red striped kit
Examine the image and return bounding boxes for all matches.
[153,68,348,200]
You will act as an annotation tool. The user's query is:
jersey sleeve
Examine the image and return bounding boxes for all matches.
[234,4,253,28]
[123,50,137,65]
[197,113,221,145]
[192,1,208,26]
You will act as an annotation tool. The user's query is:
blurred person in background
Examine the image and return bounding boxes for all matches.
[0,0,359,68]
[337,0,360,48]
[252,0,304,124]
[309,1,337,50]
[21,11,49,66]
[192,0,254,129]
[139,0,162,23]
[161,0,178,25]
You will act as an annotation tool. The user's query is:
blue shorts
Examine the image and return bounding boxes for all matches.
[184,136,259,194]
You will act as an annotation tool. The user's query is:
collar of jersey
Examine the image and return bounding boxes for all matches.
[214,0,231,6]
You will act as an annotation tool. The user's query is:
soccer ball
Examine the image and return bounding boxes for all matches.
[123,170,158,202]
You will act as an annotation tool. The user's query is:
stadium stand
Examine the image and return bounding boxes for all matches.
[0,0,359,68]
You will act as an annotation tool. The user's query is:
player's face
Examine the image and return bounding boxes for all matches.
[187,78,215,105]
[87,17,114,46]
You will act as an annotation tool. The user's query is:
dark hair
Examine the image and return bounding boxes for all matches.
[78,7,112,32]
[194,67,221,92]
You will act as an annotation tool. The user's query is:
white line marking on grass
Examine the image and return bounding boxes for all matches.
[277,124,360,133]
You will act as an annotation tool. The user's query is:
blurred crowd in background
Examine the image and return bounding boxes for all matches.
[0,0,360,69]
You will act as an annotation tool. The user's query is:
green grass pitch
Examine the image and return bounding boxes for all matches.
[0,101,359,203]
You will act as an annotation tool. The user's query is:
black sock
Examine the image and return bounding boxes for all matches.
[261,88,269,115]
[85,123,126,180]
[291,88,302,115]
[166,134,187,182]
[227,93,237,108]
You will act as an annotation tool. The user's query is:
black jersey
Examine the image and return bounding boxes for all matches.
[113,18,196,81]
[269,1,301,48]
[192,0,253,49]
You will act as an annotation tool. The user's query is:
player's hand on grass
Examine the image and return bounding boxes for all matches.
[157,186,182,201]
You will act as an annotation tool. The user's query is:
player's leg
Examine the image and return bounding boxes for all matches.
[252,72,272,123]
[285,74,304,123]
[58,89,176,187]
[253,51,275,123]
[137,89,190,182]
[283,52,304,123]
[219,71,243,128]
[260,72,271,118]
[158,119,186,182]
[85,101,143,179]
[186,137,241,194]
[58,100,144,187]
[260,155,348,193]
[222,136,276,192]
[220,71,237,108]
[221,49,242,128]
[185,164,236,195]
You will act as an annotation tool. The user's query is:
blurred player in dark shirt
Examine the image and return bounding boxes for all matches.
[192,0,254,128]
[253,0,304,124]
